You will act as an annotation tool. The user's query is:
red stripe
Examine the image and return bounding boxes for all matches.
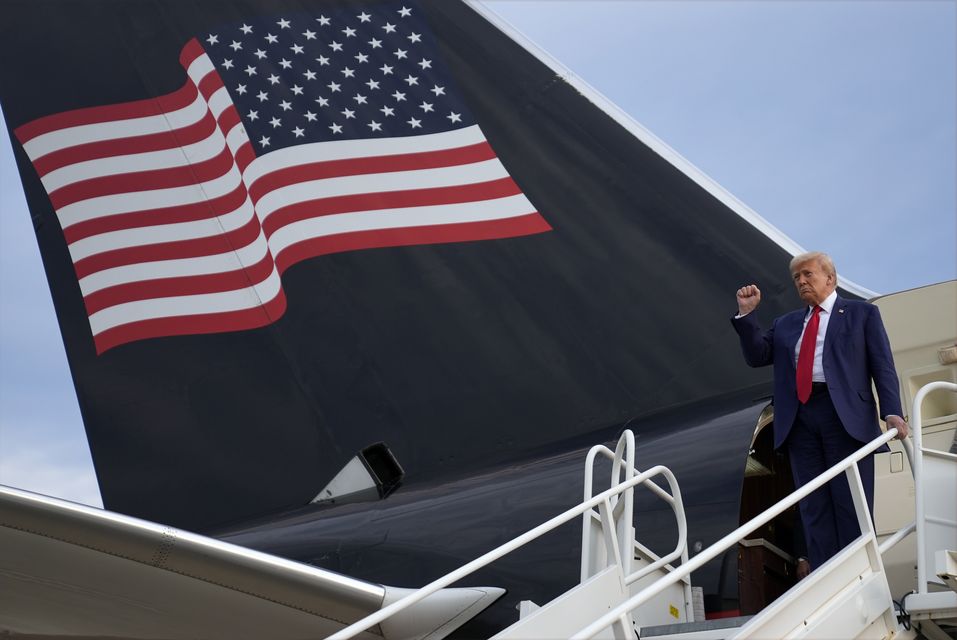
[262,177,523,237]
[198,72,225,102]
[50,145,236,209]
[32,105,214,177]
[83,251,275,315]
[179,38,206,69]
[63,182,249,243]
[91,214,550,354]
[93,288,287,355]
[217,107,241,135]
[73,212,262,279]
[247,142,497,203]
[235,142,256,173]
[275,212,551,273]
[152,83,203,114]
[14,82,198,144]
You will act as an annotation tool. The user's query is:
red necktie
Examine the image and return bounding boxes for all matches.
[796,305,822,404]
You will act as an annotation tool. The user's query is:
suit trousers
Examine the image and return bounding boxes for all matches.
[787,387,875,570]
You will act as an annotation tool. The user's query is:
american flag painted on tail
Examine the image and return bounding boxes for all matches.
[14,2,549,354]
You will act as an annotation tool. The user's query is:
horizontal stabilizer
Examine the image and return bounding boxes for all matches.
[0,484,503,639]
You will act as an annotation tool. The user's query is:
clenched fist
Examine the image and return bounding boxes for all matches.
[736,284,761,316]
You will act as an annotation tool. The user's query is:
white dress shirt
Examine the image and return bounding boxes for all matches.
[793,289,838,382]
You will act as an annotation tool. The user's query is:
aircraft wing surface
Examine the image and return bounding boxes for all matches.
[0,484,502,639]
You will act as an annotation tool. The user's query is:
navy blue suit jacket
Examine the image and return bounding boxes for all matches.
[731,296,902,451]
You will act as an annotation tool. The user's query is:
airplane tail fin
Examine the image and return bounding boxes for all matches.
[0,0,853,531]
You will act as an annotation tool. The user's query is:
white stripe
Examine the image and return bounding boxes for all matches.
[186,54,216,88]
[68,196,256,264]
[242,125,487,186]
[255,159,511,223]
[79,232,270,296]
[56,166,243,229]
[225,123,251,155]
[268,193,536,256]
[207,85,234,120]
[40,128,227,193]
[89,264,282,335]
[185,59,235,124]
[22,91,210,161]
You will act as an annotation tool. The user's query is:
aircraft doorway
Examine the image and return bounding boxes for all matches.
[737,408,803,615]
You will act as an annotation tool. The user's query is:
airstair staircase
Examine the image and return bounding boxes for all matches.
[327,382,957,640]
[895,381,957,640]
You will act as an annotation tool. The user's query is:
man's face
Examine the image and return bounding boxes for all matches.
[792,259,835,305]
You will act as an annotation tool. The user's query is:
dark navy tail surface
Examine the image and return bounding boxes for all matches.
[0,0,821,532]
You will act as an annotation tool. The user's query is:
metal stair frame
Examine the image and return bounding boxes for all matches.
[727,461,898,639]
[327,384,957,640]
[569,427,904,639]
[901,381,957,638]
[326,451,687,640]
[490,565,634,640]
[581,431,695,630]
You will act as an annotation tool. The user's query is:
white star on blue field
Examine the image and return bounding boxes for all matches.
[1,0,954,507]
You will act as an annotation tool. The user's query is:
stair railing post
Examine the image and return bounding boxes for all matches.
[610,430,636,582]
[912,381,957,595]
[582,444,603,582]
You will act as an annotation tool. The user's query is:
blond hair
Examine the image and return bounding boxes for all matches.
[790,251,836,279]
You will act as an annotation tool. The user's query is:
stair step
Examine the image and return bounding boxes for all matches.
[641,615,752,639]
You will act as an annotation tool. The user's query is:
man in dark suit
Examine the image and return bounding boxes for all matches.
[732,251,909,570]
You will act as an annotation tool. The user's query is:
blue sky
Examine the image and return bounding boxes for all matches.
[1,0,955,508]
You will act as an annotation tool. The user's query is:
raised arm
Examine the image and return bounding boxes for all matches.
[731,284,774,367]
[736,284,762,316]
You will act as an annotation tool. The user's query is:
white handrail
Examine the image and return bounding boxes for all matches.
[879,520,916,555]
[571,427,899,639]
[581,429,688,585]
[326,463,684,640]
[621,466,687,586]
[608,429,636,515]
[900,435,917,478]
[582,443,613,581]
[912,381,957,594]
[875,438,917,557]
[582,430,638,581]
[330,383,956,640]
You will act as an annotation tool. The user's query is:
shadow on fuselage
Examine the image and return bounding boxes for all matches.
[215,383,773,635]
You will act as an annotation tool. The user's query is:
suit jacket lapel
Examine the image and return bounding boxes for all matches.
[781,309,806,371]
[824,295,846,358]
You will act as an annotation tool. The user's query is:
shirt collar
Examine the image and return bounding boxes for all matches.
[814,289,838,315]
